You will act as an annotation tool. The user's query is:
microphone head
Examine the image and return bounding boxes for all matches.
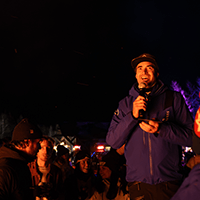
[138,82,147,89]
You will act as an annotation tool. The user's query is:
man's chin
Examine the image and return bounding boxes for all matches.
[83,169,89,173]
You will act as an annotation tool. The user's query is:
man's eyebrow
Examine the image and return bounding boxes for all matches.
[147,65,155,68]
[136,64,154,68]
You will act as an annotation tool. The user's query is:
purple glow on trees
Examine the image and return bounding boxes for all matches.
[171,78,200,159]
[171,77,200,119]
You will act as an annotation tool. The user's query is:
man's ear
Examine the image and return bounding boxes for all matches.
[156,72,159,78]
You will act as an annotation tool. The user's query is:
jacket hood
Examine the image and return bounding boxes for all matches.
[129,79,168,97]
[0,145,28,162]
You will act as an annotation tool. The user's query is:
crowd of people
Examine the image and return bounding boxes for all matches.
[0,118,130,200]
[0,53,199,200]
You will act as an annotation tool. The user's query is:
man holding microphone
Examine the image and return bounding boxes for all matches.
[106,53,194,200]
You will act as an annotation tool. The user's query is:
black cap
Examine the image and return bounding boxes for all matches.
[131,53,159,72]
[12,118,43,141]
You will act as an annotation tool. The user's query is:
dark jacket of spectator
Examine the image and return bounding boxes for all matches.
[28,155,63,199]
[0,145,34,200]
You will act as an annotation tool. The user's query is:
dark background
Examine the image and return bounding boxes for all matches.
[0,0,199,125]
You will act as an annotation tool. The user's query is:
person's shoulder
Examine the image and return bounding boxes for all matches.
[182,163,200,188]
[117,95,134,116]
[191,162,200,173]
[115,83,136,106]
[119,94,134,107]
[0,157,13,167]
[173,90,184,97]
[51,163,63,173]
[169,90,185,102]
[0,157,18,177]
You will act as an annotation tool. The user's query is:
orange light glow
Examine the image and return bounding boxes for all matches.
[97,145,104,150]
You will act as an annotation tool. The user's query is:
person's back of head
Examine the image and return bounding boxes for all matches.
[57,145,69,159]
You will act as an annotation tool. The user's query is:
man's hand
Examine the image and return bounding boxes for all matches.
[116,144,125,155]
[132,96,147,118]
[186,155,200,169]
[139,120,159,134]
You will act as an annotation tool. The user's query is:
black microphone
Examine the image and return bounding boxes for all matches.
[138,82,147,119]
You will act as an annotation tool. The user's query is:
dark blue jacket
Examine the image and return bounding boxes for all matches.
[170,163,200,200]
[106,80,193,184]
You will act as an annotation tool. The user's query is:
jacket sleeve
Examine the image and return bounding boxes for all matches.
[170,163,200,200]
[106,97,139,149]
[159,92,193,147]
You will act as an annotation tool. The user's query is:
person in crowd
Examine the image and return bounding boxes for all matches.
[64,150,96,200]
[106,53,194,200]
[170,104,200,200]
[28,135,63,200]
[115,144,128,197]
[54,145,74,182]
[91,148,129,200]
[0,118,43,200]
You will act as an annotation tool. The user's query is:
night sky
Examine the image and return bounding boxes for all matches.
[0,0,199,125]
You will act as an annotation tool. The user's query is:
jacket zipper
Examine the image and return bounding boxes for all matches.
[148,133,153,177]
[143,85,163,180]
[143,131,145,145]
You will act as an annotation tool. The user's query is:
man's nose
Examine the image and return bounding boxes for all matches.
[142,68,148,74]
[44,147,48,154]
[85,161,89,167]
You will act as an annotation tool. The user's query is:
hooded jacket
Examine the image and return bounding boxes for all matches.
[0,145,34,200]
[106,80,193,184]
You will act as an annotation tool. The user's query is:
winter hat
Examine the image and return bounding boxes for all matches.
[12,118,43,141]
[75,150,90,164]
[131,53,159,73]
[57,145,69,158]
[193,106,200,155]
[99,150,120,173]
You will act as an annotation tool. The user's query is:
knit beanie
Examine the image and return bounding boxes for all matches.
[99,150,120,173]
[57,145,69,158]
[75,150,90,164]
[193,106,200,155]
[12,118,43,141]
